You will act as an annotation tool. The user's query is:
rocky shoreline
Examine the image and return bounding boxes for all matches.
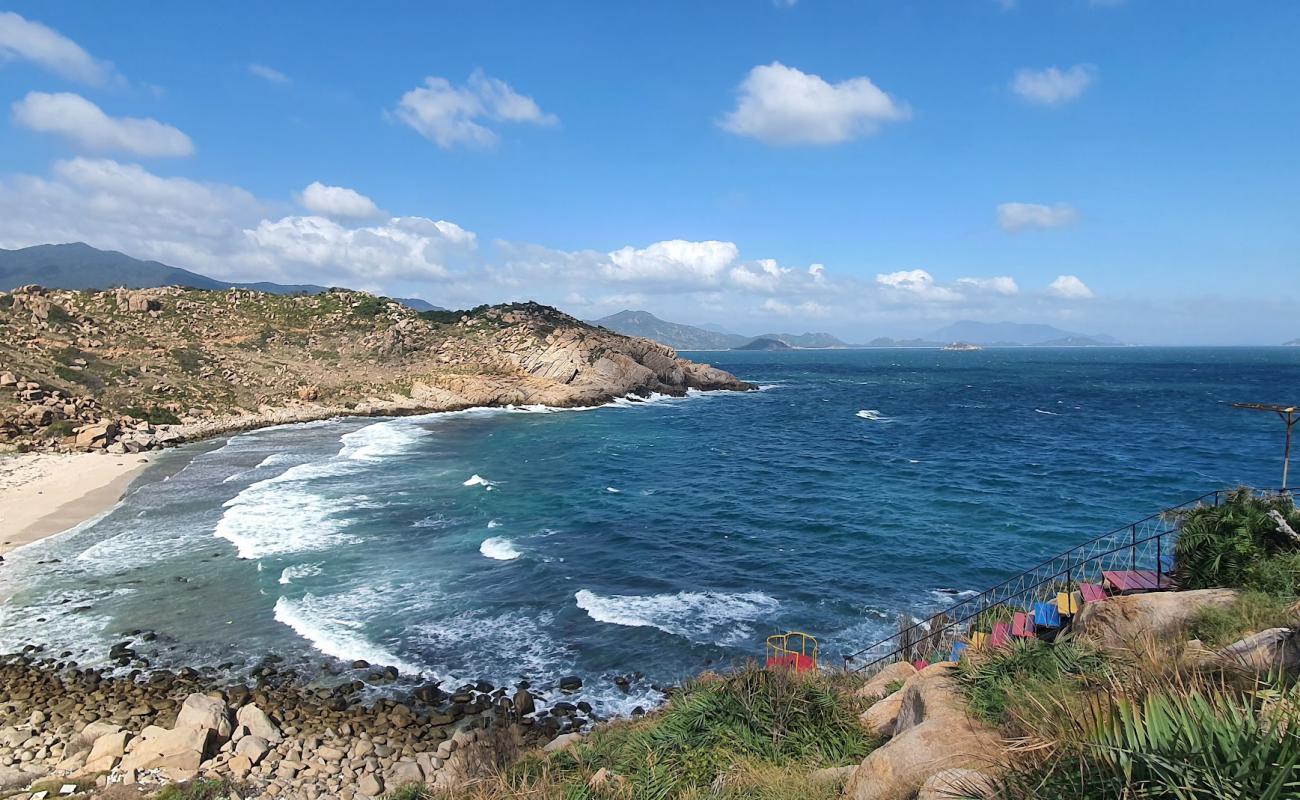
[0,635,654,799]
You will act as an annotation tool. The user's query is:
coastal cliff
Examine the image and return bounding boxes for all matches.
[0,286,752,452]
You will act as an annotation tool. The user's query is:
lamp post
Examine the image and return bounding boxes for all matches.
[1233,403,1298,491]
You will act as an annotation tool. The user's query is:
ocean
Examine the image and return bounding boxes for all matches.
[2,347,1297,715]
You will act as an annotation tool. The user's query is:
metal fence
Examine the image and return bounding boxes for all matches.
[840,488,1290,674]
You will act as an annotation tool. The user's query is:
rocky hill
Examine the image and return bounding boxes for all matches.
[0,285,751,453]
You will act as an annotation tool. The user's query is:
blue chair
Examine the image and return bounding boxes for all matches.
[947,641,968,662]
[1034,601,1061,629]
[1159,553,1176,575]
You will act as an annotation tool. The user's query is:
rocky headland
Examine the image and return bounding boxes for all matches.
[0,285,752,454]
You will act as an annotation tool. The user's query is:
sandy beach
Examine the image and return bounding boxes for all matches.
[0,451,153,555]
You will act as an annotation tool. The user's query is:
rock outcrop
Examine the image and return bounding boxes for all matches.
[845,664,1003,800]
[1074,588,1239,649]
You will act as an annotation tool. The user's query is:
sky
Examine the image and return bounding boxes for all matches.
[0,2,1297,345]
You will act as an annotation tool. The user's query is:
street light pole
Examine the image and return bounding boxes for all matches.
[1233,403,1298,491]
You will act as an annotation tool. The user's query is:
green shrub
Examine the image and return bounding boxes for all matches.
[989,678,1300,800]
[352,296,386,318]
[482,664,876,799]
[46,419,76,438]
[957,636,1106,726]
[154,778,245,800]
[1174,488,1300,593]
[383,785,431,800]
[122,406,182,425]
[1187,591,1298,648]
[418,309,463,324]
[171,346,205,373]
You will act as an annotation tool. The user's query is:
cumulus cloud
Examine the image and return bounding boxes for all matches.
[1046,275,1095,299]
[12,92,194,157]
[997,202,1079,232]
[720,62,909,145]
[1010,65,1096,106]
[394,69,557,149]
[956,276,1019,295]
[762,298,828,316]
[0,11,117,85]
[246,216,475,282]
[249,63,290,84]
[875,269,961,302]
[298,182,381,219]
[603,240,739,287]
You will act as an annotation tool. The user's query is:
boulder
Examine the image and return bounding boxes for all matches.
[857,661,919,701]
[809,765,855,785]
[387,759,424,786]
[74,422,118,449]
[81,730,131,773]
[0,371,17,387]
[119,724,212,781]
[543,732,584,753]
[0,765,37,792]
[234,735,271,766]
[861,688,905,738]
[174,692,232,739]
[1215,627,1300,674]
[358,773,384,798]
[1074,588,1239,649]
[513,687,536,716]
[845,664,1003,800]
[917,767,1000,799]
[235,703,283,742]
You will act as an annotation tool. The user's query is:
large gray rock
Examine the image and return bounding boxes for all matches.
[857,661,918,701]
[845,664,1003,800]
[917,767,1000,799]
[119,724,212,781]
[234,734,271,766]
[235,703,282,743]
[81,730,132,773]
[1216,627,1300,674]
[174,692,232,740]
[861,689,905,738]
[1074,588,1239,649]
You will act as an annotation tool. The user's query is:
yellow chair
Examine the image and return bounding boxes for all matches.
[1057,591,1082,615]
[968,631,989,651]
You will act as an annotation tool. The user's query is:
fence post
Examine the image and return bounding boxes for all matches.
[1130,524,1137,570]
[1156,535,1162,589]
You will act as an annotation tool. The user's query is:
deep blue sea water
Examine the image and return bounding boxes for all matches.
[2,347,1298,714]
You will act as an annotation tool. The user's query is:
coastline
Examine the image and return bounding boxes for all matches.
[0,451,153,557]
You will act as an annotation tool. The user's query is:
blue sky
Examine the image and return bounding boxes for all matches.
[1,2,1297,344]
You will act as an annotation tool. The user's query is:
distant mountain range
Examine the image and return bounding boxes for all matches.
[1286,339,1300,346]
[925,321,1122,347]
[589,310,849,350]
[591,310,1122,350]
[0,243,442,311]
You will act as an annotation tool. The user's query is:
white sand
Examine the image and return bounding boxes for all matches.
[0,451,152,555]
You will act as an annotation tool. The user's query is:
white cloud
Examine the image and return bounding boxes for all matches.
[394,69,557,149]
[997,202,1079,232]
[763,298,828,316]
[956,276,1019,295]
[875,269,961,302]
[1010,65,1096,106]
[604,240,739,287]
[298,182,381,219]
[246,216,475,282]
[720,62,909,146]
[0,11,117,85]
[249,63,290,84]
[12,92,193,157]
[1046,275,1095,299]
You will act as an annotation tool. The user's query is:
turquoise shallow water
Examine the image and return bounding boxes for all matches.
[1,347,1297,714]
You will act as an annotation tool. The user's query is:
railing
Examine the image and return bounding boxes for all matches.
[841,488,1290,673]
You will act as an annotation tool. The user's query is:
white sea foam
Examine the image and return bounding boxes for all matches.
[479,537,521,561]
[278,563,324,585]
[273,594,423,675]
[487,519,501,529]
[605,487,621,494]
[856,409,889,421]
[340,419,429,461]
[1034,408,1060,416]
[574,589,779,644]
[463,474,497,488]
